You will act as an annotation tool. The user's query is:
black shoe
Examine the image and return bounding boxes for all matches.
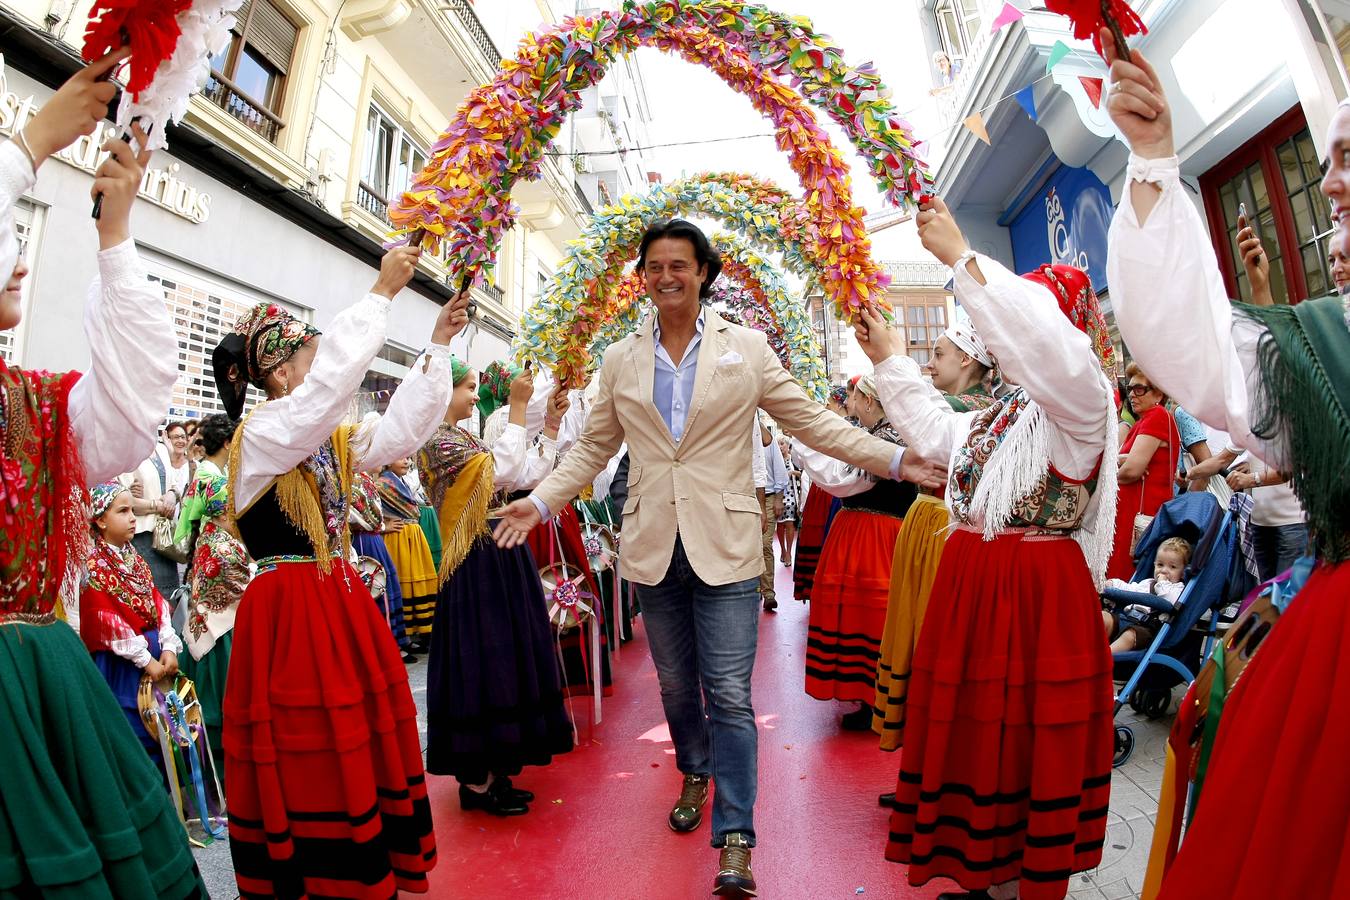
[712,833,757,897]
[840,705,872,731]
[878,792,895,808]
[401,652,419,664]
[668,774,710,832]
[496,776,534,803]
[458,781,528,816]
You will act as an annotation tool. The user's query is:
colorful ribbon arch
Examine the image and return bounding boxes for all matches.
[516,172,834,384]
[390,0,929,319]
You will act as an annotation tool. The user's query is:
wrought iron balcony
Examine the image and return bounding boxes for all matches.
[202,71,284,143]
[444,0,501,67]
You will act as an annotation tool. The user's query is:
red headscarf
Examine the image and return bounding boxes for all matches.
[1020,264,1121,407]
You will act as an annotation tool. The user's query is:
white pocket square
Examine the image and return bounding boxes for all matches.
[717,350,744,366]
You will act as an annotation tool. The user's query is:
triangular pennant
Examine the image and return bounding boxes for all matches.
[1046,40,1071,72]
[991,2,1024,32]
[1015,85,1038,121]
[1079,75,1104,107]
[963,112,991,145]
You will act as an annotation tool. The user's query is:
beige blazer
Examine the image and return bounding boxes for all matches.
[534,310,898,586]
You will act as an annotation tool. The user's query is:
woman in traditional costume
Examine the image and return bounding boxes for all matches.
[211,248,466,897]
[858,198,1118,900]
[873,325,999,752]
[419,360,574,817]
[174,412,251,771]
[350,469,415,661]
[1104,41,1350,899]
[82,482,185,752]
[0,53,206,897]
[378,455,439,651]
[791,384,850,603]
[794,375,917,729]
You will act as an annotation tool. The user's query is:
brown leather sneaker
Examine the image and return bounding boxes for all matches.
[712,833,757,897]
[668,773,710,832]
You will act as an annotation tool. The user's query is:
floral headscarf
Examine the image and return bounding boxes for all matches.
[212,303,320,418]
[89,480,125,519]
[451,356,472,386]
[476,359,519,420]
[1021,265,1119,386]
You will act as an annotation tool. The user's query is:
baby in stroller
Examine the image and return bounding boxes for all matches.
[1101,537,1192,653]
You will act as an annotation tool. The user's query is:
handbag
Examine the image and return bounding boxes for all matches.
[153,514,192,564]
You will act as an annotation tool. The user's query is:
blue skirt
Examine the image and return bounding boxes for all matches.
[91,630,161,753]
[425,534,573,784]
[354,530,410,650]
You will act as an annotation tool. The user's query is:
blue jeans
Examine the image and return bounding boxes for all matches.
[1252,523,1308,582]
[637,536,760,847]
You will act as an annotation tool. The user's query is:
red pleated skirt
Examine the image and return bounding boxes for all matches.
[224,559,435,898]
[806,508,903,702]
[886,528,1114,899]
[1158,560,1350,899]
[793,485,834,603]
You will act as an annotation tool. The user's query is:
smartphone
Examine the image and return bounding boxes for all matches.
[1237,202,1263,265]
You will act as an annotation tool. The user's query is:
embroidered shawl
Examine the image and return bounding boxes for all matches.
[80,539,163,653]
[417,424,495,583]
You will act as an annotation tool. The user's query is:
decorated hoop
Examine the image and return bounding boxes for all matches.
[390,2,927,314]
[581,523,618,573]
[539,562,596,631]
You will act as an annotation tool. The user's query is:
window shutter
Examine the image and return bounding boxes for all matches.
[245,1,299,75]
[231,0,253,36]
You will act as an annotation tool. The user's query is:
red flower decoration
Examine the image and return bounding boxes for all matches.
[1044,0,1146,56]
[82,0,193,97]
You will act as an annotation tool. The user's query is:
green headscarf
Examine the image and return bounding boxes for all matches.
[476,359,519,419]
[451,356,472,387]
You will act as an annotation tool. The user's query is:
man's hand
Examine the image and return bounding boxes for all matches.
[1102,27,1173,159]
[917,196,970,267]
[492,498,542,549]
[432,290,471,344]
[853,302,904,365]
[91,123,153,248]
[23,47,126,165]
[899,453,948,491]
[372,246,420,299]
[1237,216,1274,307]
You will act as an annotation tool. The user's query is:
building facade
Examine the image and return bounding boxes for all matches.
[914,0,1343,332]
[0,0,589,419]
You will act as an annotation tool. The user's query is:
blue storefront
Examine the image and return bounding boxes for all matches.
[1004,159,1115,295]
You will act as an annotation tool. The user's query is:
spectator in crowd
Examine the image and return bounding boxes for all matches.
[1329,238,1349,293]
[752,414,776,611]
[775,435,799,567]
[932,50,960,87]
[1109,362,1180,579]
[127,420,191,596]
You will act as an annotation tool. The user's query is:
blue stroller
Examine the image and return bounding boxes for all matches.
[1104,492,1238,766]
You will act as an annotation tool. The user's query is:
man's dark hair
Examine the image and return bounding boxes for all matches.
[636,219,723,299]
[195,413,239,457]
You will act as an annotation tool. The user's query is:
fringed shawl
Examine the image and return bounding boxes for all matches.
[417,424,494,584]
[80,539,162,652]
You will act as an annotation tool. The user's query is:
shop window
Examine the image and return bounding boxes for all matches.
[934,0,983,66]
[0,200,41,365]
[360,106,428,227]
[147,270,309,419]
[1201,108,1332,304]
[205,0,299,143]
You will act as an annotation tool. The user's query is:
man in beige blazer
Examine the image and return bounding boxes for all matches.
[494,220,942,898]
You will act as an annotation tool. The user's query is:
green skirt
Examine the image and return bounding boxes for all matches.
[0,619,207,899]
[179,630,231,782]
[418,505,443,573]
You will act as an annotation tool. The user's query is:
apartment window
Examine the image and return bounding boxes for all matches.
[205,0,298,143]
[0,200,41,365]
[148,270,309,419]
[934,0,983,62]
[902,300,947,365]
[1201,108,1332,304]
[359,106,428,226]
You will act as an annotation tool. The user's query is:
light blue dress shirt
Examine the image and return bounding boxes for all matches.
[652,310,705,441]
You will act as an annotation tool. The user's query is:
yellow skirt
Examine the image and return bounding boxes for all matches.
[384,522,439,637]
[872,495,950,750]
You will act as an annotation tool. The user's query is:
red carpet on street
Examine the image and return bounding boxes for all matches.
[422,563,949,900]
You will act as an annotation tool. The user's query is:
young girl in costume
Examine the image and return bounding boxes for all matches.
[350,469,414,661]
[175,412,251,771]
[419,359,574,817]
[82,482,184,753]
[873,324,999,752]
[858,199,1119,900]
[794,374,916,729]
[0,51,206,898]
[210,249,467,898]
[1105,38,1350,898]
[378,455,438,651]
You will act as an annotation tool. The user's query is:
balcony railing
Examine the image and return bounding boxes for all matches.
[445,0,501,67]
[934,0,1005,132]
[202,71,284,143]
[357,181,392,225]
[881,259,952,287]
